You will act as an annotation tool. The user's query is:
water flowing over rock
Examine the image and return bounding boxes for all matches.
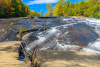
[24,17,100,54]
[0,17,100,54]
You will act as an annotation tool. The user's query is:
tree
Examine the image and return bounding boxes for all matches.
[50,0,100,18]
[57,0,65,4]
[64,0,72,16]
[0,0,4,5]
[0,0,30,18]
[40,9,43,16]
[45,2,53,16]
[53,0,65,16]
[28,11,41,17]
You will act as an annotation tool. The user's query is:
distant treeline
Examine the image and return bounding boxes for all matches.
[1,0,100,18]
[0,0,41,18]
[45,0,100,19]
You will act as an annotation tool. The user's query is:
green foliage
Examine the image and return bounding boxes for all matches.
[44,3,53,16]
[92,12,100,19]
[53,0,65,16]
[40,9,43,16]
[32,21,34,24]
[27,11,41,18]
[19,25,25,37]
[0,0,40,18]
[45,0,100,19]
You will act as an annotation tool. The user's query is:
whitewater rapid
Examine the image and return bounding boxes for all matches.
[25,17,100,54]
[81,18,100,53]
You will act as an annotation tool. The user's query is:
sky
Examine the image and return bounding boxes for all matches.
[22,0,83,15]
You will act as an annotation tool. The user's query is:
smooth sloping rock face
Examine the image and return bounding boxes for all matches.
[67,23,98,47]
[25,22,99,52]
[34,50,100,67]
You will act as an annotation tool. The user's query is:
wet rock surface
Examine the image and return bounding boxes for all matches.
[0,17,100,54]
[25,19,99,53]
[0,18,57,42]
[67,23,98,47]
[1,17,100,67]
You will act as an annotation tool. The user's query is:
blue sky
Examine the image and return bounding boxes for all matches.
[22,0,83,15]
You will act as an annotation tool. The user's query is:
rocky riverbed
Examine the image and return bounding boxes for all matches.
[0,17,100,53]
[0,17,100,67]
[22,17,100,54]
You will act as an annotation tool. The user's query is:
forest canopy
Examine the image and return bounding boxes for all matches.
[45,0,100,19]
[0,0,100,18]
[0,0,40,18]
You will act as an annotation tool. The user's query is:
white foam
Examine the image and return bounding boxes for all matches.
[25,18,100,54]
[80,48,100,54]
[84,18,100,54]
[25,47,31,53]
[25,27,59,52]
[56,39,81,50]
[88,39,100,51]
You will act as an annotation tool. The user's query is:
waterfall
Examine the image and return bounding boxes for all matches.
[25,17,100,54]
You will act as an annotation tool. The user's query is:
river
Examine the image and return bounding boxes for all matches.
[0,17,100,54]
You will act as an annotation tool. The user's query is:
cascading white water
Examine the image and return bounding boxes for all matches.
[25,18,79,52]
[25,17,100,54]
[80,18,100,53]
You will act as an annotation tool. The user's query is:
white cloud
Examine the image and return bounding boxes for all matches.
[27,0,59,5]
